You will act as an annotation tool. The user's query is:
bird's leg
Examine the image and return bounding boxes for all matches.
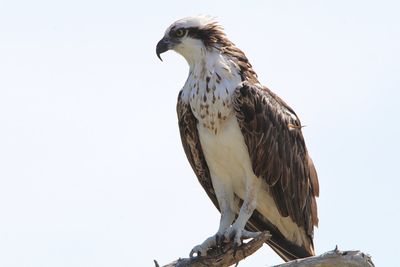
[224,176,261,247]
[216,203,236,245]
[189,206,236,258]
[190,176,235,258]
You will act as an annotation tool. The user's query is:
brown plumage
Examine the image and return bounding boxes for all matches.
[177,82,319,260]
[159,16,319,262]
[233,82,319,259]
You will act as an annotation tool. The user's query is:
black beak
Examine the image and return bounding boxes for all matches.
[156,38,170,61]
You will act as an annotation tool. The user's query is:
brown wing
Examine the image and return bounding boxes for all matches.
[176,91,220,211]
[232,82,319,259]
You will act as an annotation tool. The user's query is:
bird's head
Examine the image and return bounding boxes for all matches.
[156,16,258,83]
[156,16,228,65]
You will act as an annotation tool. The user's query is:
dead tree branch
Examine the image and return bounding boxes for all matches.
[155,233,375,267]
[272,247,375,267]
[155,231,271,267]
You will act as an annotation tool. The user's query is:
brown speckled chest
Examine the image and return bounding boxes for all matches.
[184,72,236,135]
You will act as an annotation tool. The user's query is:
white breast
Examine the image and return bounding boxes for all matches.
[180,53,241,135]
[198,117,310,248]
[181,52,310,248]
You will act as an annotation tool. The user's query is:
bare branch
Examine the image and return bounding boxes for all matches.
[272,247,375,267]
[155,231,271,267]
[155,234,375,267]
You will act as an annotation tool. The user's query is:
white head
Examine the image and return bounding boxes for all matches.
[164,16,218,32]
[156,16,227,66]
[156,16,258,82]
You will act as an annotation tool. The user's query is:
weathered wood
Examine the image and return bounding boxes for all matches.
[155,231,271,267]
[272,247,375,267]
[155,239,375,267]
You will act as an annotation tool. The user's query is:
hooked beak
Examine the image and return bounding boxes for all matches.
[156,37,171,61]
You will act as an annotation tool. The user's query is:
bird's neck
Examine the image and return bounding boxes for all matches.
[179,51,243,134]
[186,50,241,84]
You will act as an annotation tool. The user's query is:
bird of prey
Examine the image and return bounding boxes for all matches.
[156,16,319,262]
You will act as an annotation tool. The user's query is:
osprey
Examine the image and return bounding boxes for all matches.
[156,16,319,262]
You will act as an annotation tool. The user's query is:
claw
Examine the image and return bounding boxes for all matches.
[189,235,217,258]
[242,229,261,239]
[216,233,225,247]
[233,242,239,258]
[215,234,221,247]
[189,247,202,258]
[190,229,260,258]
[224,227,236,241]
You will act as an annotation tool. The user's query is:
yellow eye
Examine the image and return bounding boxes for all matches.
[175,29,185,37]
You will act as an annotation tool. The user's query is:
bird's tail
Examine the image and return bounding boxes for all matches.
[246,210,314,262]
[266,237,314,262]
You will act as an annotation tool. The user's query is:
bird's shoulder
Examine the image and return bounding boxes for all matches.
[232,81,301,130]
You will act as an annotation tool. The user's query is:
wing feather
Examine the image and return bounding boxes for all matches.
[176,91,219,210]
[176,84,319,261]
[233,82,319,255]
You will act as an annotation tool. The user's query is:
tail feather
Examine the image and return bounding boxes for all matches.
[246,209,314,262]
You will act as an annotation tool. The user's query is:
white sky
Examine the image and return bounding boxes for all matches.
[0,1,399,266]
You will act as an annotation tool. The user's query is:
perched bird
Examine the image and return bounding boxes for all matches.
[156,16,319,262]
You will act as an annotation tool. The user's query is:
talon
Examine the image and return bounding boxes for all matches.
[190,246,203,258]
[224,228,236,241]
[234,235,242,247]
[233,242,239,258]
[242,229,261,239]
[189,235,217,258]
[216,234,223,247]
[190,250,201,258]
